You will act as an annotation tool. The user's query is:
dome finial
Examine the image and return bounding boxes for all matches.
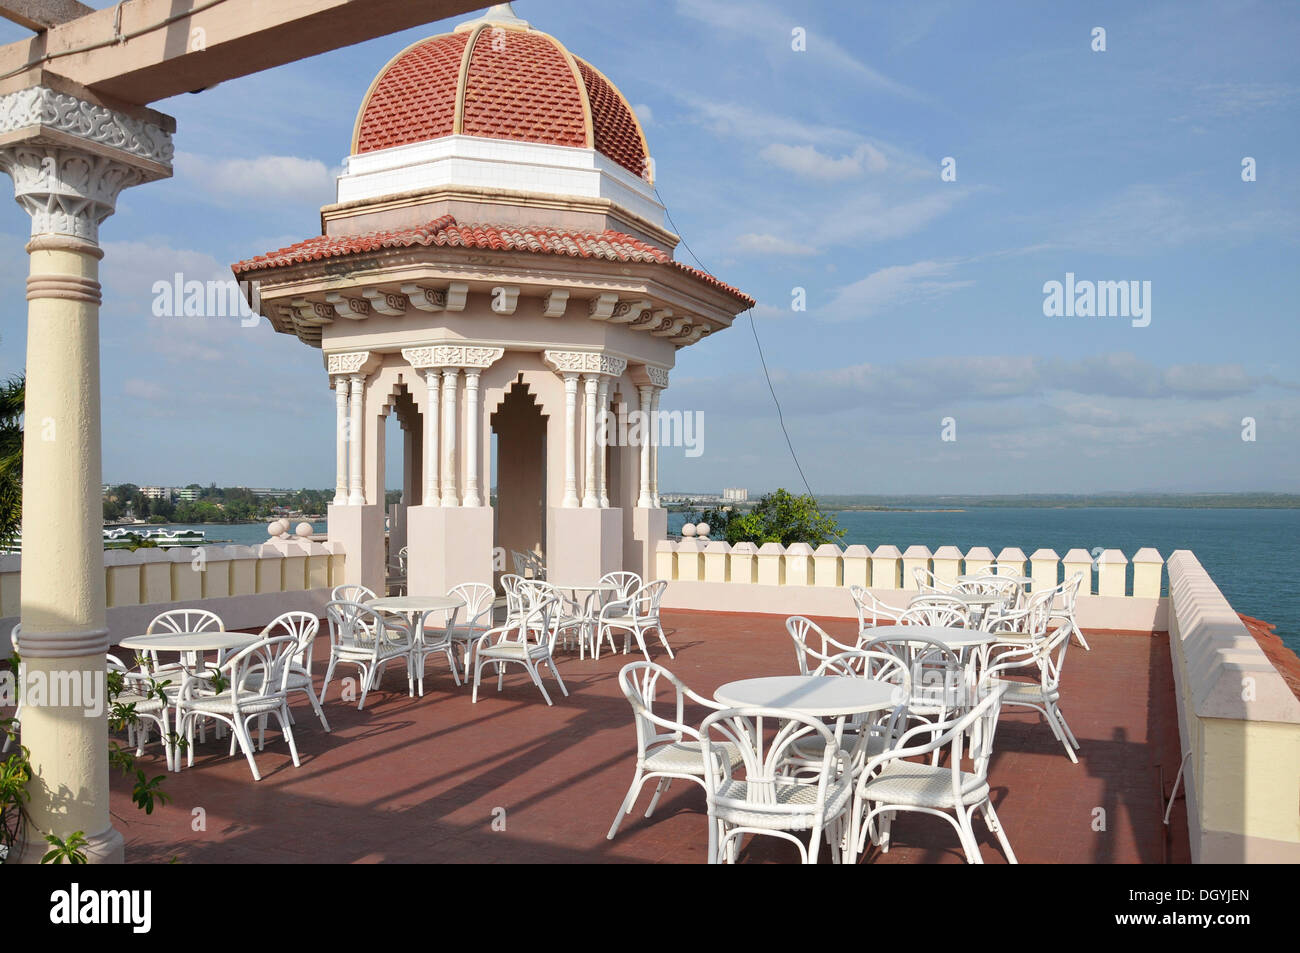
[456,3,531,31]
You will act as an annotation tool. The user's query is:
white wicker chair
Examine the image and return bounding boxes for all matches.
[175,635,302,781]
[437,582,497,678]
[1050,572,1089,649]
[259,611,329,733]
[607,661,742,840]
[587,571,642,658]
[785,616,858,675]
[107,652,177,771]
[861,632,967,758]
[899,597,970,628]
[471,592,568,706]
[320,600,414,710]
[984,622,1079,762]
[598,579,672,661]
[700,707,854,864]
[144,608,225,686]
[913,567,958,593]
[848,585,907,636]
[850,683,1014,864]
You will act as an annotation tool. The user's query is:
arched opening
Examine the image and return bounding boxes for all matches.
[381,383,422,578]
[491,376,547,580]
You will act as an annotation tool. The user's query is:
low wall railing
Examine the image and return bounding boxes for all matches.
[0,540,346,641]
[653,540,1166,631]
[1166,550,1300,862]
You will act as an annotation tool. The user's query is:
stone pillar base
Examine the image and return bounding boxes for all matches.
[407,505,495,596]
[327,503,385,595]
[549,507,624,582]
[16,821,123,865]
[628,507,668,580]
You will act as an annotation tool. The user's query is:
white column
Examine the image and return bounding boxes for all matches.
[333,377,348,505]
[423,368,441,506]
[582,374,599,508]
[637,384,653,507]
[348,373,365,505]
[562,372,580,507]
[649,386,662,508]
[464,369,483,506]
[597,378,610,508]
[441,368,460,506]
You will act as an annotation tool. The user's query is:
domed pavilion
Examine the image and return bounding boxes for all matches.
[233,3,753,595]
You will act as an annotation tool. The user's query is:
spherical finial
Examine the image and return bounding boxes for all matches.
[295,522,313,538]
[267,520,283,537]
[696,523,711,538]
[682,523,696,537]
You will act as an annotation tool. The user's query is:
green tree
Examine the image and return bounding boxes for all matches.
[0,375,23,550]
[699,488,845,547]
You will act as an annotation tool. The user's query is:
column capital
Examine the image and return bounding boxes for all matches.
[0,85,174,243]
[402,344,504,369]
[543,349,628,378]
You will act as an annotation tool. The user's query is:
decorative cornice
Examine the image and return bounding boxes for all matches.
[402,344,505,369]
[543,349,628,377]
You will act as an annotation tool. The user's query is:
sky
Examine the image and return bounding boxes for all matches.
[0,0,1296,495]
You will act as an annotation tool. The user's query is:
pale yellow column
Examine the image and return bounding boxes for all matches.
[0,85,174,864]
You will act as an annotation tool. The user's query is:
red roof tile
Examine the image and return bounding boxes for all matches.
[231,215,754,307]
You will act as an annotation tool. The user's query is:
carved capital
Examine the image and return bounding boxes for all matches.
[326,350,372,376]
[543,350,628,377]
[402,344,505,369]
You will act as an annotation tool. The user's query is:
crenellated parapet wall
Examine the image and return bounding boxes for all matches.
[654,540,1167,631]
[0,540,346,643]
[1166,550,1300,862]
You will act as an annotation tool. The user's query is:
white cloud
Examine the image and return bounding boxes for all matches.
[632,103,654,125]
[734,233,819,256]
[822,260,974,320]
[174,152,339,205]
[759,142,888,181]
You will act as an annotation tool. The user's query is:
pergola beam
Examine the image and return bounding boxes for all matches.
[0,0,94,33]
[0,0,482,104]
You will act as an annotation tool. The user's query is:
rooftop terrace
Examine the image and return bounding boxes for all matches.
[107,609,1189,864]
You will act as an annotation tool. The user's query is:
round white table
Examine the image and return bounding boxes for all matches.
[911,592,1006,608]
[957,573,1030,586]
[860,624,995,651]
[367,595,465,696]
[714,675,898,716]
[545,582,620,659]
[119,632,261,654]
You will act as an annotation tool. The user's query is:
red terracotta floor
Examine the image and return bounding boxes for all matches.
[108,610,1190,864]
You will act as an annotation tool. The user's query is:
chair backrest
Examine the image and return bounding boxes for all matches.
[449,582,496,632]
[599,571,643,601]
[812,649,912,696]
[331,583,377,603]
[785,616,857,675]
[9,622,18,655]
[395,546,408,573]
[500,573,524,609]
[955,574,1021,599]
[491,592,559,648]
[630,579,667,618]
[147,608,224,635]
[900,596,969,628]
[223,635,301,701]
[913,567,955,593]
[511,550,545,581]
[617,661,719,757]
[862,633,966,714]
[848,585,905,632]
[259,611,320,670]
[860,683,1008,800]
[700,707,847,819]
[325,600,395,651]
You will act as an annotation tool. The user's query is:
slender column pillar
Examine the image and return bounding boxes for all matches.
[597,378,610,508]
[348,373,365,505]
[637,384,653,507]
[333,377,349,505]
[582,374,599,508]
[464,369,483,506]
[649,387,662,507]
[441,368,460,506]
[562,372,580,507]
[423,368,441,506]
[0,85,173,864]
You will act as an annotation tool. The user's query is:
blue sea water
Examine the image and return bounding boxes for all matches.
[667,507,1300,654]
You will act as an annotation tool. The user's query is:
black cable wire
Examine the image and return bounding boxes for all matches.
[654,187,816,499]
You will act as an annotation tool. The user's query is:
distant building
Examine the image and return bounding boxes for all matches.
[176,488,200,501]
[723,487,748,502]
[139,486,167,500]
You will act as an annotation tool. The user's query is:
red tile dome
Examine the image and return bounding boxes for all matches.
[351,9,652,181]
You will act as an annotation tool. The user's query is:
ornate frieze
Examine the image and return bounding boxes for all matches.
[402,345,504,369]
[327,351,371,375]
[543,350,628,377]
[646,365,670,388]
[0,87,174,165]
